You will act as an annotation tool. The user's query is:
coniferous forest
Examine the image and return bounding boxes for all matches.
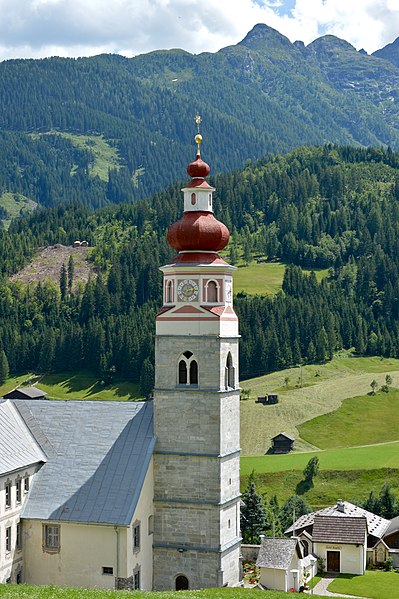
[1,144,399,387]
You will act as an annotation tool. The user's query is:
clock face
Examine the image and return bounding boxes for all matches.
[177,279,199,302]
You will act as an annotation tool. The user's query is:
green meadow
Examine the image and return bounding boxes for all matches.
[233,260,328,296]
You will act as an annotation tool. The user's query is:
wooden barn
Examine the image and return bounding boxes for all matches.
[271,432,295,454]
[3,386,47,400]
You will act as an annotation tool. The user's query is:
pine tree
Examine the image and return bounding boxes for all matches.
[67,255,74,293]
[0,350,9,385]
[240,482,268,544]
[59,263,67,301]
[140,357,154,398]
[279,496,311,533]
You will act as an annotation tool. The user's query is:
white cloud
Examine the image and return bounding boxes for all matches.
[0,0,398,62]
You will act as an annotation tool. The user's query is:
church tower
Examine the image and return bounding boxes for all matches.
[153,118,241,590]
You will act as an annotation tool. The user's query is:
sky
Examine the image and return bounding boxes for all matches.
[0,0,399,62]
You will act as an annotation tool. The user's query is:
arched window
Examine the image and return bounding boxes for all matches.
[191,193,196,205]
[178,351,198,386]
[165,280,173,303]
[176,575,189,591]
[225,352,235,389]
[208,193,212,207]
[302,539,309,557]
[206,280,219,303]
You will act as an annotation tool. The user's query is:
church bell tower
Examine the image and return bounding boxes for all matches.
[153,117,241,590]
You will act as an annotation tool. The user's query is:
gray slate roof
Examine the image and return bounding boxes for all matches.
[384,515,399,537]
[286,500,389,539]
[0,399,47,475]
[256,537,301,570]
[312,515,367,544]
[15,400,155,526]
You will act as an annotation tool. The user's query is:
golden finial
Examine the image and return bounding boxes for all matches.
[195,113,202,155]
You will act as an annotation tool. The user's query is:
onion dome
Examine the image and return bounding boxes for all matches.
[167,211,230,252]
[166,114,230,253]
[187,153,210,179]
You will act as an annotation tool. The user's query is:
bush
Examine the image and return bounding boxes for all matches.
[384,557,393,571]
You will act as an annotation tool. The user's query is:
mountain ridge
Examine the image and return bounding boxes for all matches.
[1,23,399,213]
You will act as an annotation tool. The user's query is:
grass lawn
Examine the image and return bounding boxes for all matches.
[233,261,328,296]
[299,389,399,449]
[328,571,399,599]
[240,356,399,455]
[0,371,142,401]
[0,586,326,599]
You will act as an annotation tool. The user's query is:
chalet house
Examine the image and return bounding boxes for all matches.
[285,500,398,573]
[256,536,317,592]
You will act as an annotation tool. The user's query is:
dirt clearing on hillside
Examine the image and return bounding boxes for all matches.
[10,244,96,289]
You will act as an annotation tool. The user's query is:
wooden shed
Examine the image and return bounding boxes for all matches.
[3,386,48,400]
[271,432,295,454]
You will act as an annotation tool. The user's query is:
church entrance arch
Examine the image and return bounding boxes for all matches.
[175,575,189,590]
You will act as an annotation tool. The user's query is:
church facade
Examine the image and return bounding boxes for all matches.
[0,128,241,591]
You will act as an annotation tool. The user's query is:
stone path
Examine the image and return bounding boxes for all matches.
[311,573,370,598]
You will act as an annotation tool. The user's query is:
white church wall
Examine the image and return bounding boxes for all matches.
[313,542,365,575]
[0,464,38,583]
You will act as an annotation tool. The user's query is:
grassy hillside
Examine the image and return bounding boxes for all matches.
[0,585,324,599]
[0,192,37,228]
[0,371,141,401]
[59,133,122,181]
[240,356,399,455]
[299,389,399,449]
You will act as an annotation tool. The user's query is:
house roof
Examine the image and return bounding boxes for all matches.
[271,432,295,441]
[0,400,47,475]
[286,500,389,539]
[15,399,155,526]
[256,537,301,570]
[312,515,367,544]
[4,386,47,399]
[384,515,399,537]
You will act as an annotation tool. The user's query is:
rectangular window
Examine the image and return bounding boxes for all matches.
[6,526,11,552]
[44,524,60,550]
[16,523,22,549]
[5,482,11,508]
[16,479,22,504]
[102,566,113,575]
[24,476,30,493]
[133,523,140,551]
[133,568,140,590]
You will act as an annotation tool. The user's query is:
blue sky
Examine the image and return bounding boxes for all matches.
[0,0,398,62]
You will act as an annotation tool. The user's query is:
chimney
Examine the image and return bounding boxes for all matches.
[336,500,345,513]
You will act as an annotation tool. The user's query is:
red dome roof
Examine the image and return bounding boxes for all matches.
[167,211,230,252]
[187,153,211,179]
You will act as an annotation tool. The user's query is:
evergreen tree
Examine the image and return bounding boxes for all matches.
[379,483,397,519]
[140,358,154,397]
[279,496,311,533]
[67,255,74,293]
[303,457,320,484]
[0,350,9,385]
[240,482,268,544]
[59,263,67,301]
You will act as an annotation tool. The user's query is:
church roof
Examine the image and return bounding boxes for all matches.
[0,399,47,475]
[14,399,155,526]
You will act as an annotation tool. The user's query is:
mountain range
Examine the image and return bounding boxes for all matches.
[2,23,399,209]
